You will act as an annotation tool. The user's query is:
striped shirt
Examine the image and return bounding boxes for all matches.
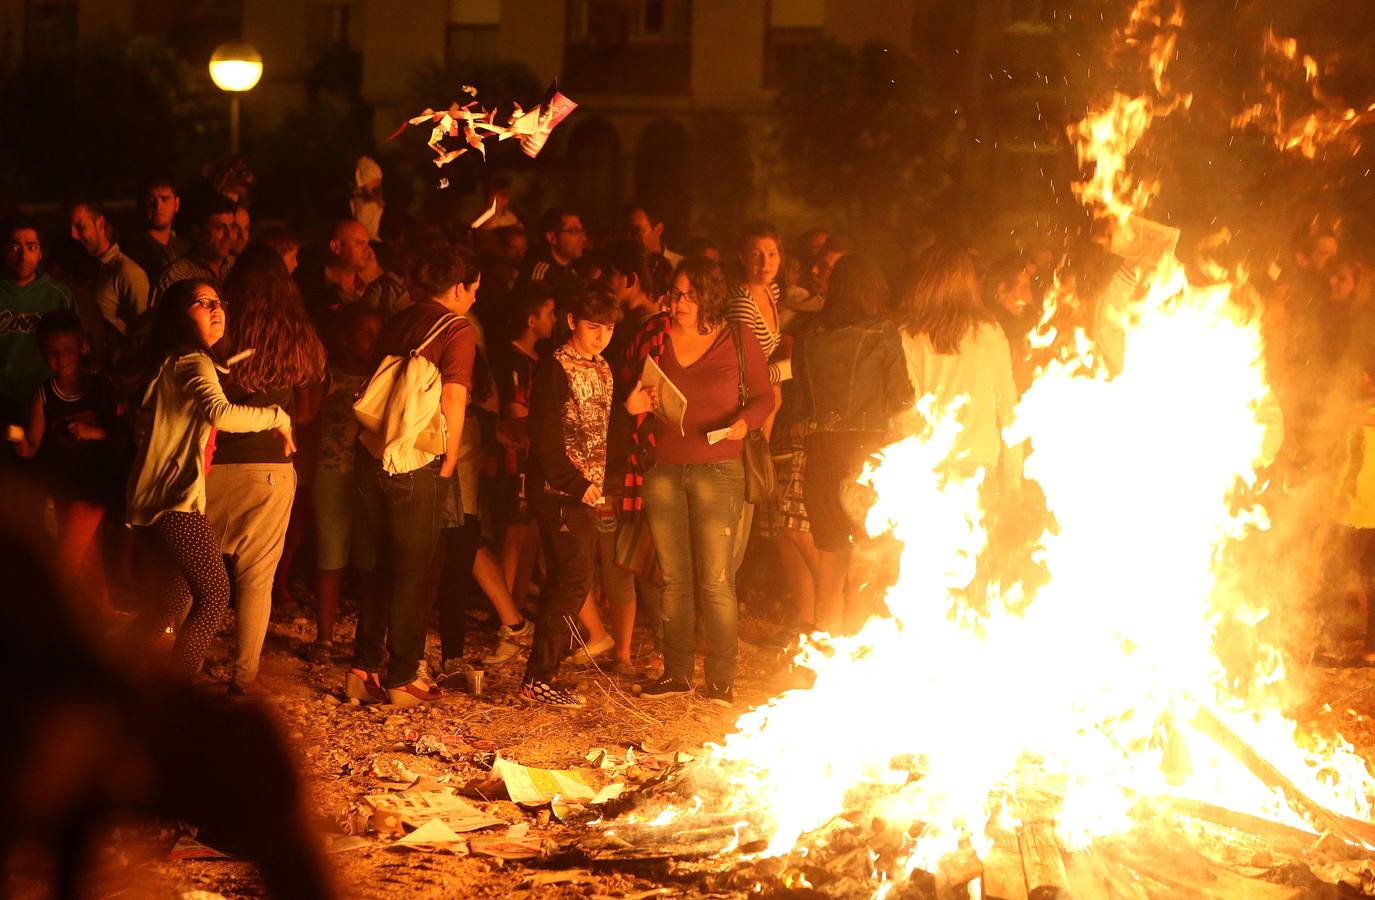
[727,281,787,383]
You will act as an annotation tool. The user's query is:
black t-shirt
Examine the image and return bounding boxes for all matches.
[36,374,129,501]
[212,384,295,464]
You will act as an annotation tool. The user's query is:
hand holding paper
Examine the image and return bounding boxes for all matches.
[641,357,687,437]
[624,379,657,416]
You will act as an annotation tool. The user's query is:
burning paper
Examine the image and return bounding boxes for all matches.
[388,81,576,168]
[1232,28,1375,160]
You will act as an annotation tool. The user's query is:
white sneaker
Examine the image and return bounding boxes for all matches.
[481,619,534,666]
[568,634,615,666]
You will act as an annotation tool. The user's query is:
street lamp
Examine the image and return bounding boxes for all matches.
[209,41,263,154]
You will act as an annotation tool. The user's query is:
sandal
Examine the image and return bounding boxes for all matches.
[344,668,387,703]
[389,679,442,707]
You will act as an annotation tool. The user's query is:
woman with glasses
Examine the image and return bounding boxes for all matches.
[127,278,296,680]
[632,258,774,707]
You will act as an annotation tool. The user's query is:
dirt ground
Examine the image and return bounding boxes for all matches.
[42,593,1375,900]
[61,590,802,900]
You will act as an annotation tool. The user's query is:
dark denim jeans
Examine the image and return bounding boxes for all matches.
[437,520,483,662]
[353,455,449,688]
[642,459,745,687]
[523,495,599,683]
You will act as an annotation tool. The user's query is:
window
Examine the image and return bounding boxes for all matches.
[450,0,500,25]
[769,0,824,29]
[642,0,664,34]
[566,0,689,43]
[563,0,691,94]
[765,0,824,89]
[447,0,500,62]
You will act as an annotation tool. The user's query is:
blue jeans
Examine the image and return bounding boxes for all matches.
[642,459,745,687]
[353,455,450,688]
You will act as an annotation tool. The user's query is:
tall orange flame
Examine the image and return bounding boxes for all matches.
[611,2,1375,890]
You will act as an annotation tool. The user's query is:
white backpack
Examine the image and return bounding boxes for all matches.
[353,313,463,475]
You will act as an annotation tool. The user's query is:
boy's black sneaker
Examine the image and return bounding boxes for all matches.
[639,676,692,699]
[701,682,734,709]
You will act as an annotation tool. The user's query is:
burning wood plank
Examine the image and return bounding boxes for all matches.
[1017,821,1069,897]
[1191,705,1375,851]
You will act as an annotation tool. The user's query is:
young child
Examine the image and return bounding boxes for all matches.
[483,286,557,664]
[8,310,127,618]
[520,287,652,706]
[310,303,382,661]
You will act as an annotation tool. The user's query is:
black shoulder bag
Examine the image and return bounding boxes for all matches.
[727,322,777,503]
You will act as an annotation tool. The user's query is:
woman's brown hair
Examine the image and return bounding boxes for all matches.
[220,244,326,391]
[673,256,729,334]
[898,240,993,354]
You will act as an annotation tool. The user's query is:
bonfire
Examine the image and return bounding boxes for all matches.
[575,2,1375,896]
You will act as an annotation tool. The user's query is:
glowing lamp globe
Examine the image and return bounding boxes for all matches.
[209,42,263,92]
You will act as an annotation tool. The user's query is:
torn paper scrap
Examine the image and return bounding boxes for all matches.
[168,833,232,861]
[322,833,370,855]
[470,824,542,859]
[395,817,466,850]
[591,783,627,805]
[519,87,577,158]
[493,756,596,806]
[365,788,506,835]
[470,198,499,230]
[371,754,425,785]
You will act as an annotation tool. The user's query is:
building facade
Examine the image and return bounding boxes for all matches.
[1,0,1081,243]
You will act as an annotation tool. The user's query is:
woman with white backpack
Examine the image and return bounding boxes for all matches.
[347,235,479,706]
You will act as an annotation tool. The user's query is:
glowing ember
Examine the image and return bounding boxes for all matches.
[614,0,1375,889]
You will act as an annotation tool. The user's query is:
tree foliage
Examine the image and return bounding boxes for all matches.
[0,34,222,201]
[771,39,963,240]
[248,43,372,232]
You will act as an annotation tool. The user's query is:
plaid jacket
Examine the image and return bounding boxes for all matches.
[616,312,671,512]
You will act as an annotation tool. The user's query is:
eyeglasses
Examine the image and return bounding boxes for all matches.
[559,226,585,236]
[191,298,227,312]
[665,289,698,303]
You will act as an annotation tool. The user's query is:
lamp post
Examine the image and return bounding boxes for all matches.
[209,41,263,154]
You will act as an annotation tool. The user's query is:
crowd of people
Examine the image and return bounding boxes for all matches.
[1,151,1371,713]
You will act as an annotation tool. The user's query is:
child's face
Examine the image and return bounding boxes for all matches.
[42,333,83,378]
[348,315,382,362]
[530,299,557,340]
[567,315,614,358]
[187,285,226,347]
